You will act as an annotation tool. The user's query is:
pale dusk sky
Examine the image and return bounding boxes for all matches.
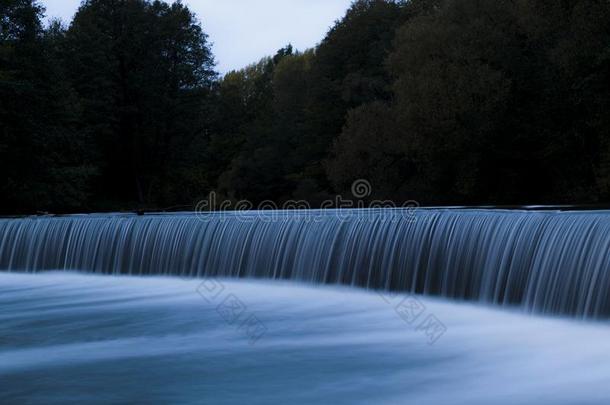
[42,0,354,73]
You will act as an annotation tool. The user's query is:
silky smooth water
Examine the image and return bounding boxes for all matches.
[1,272,609,404]
[2,209,610,318]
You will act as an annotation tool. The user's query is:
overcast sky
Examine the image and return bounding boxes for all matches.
[42,0,353,73]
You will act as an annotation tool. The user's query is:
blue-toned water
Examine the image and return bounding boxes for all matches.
[1,272,609,404]
[2,209,610,403]
[2,209,610,318]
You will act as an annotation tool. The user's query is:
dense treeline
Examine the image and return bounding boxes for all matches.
[1,0,610,214]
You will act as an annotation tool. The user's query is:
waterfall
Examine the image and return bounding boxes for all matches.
[1,209,610,319]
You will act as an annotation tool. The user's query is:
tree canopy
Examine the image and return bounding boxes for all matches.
[2,0,610,214]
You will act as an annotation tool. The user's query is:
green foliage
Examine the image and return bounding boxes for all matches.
[215,49,297,203]
[65,0,216,208]
[298,0,405,191]
[1,1,94,213]
[328,0,610,205]
[2,0,610,213]
[213,0,407,204]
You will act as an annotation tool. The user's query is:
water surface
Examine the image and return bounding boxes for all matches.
[1,272,608,404]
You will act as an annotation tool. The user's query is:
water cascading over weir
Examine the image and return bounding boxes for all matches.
[1,208,610,319]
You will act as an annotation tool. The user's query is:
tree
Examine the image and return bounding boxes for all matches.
[328,0,610,205]
[215,49,294,203]
[299,0,406,195]
[65,0,216,208]
[0,0,94,214]
[4,0,610,213]
[216,1,407,204]
[326,101,416,200]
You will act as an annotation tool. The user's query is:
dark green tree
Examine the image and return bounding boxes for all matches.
[298,0,405,196]
[0,0,94,214]
[216,1,406,204]
[65,0,216,208]
[328,0,610,205]
[215,48,294,203]
[4,0,610,213]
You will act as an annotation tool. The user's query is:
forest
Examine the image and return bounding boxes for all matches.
[1,0,610,214]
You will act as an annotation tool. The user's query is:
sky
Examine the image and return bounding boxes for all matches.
[42,0,354,73]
